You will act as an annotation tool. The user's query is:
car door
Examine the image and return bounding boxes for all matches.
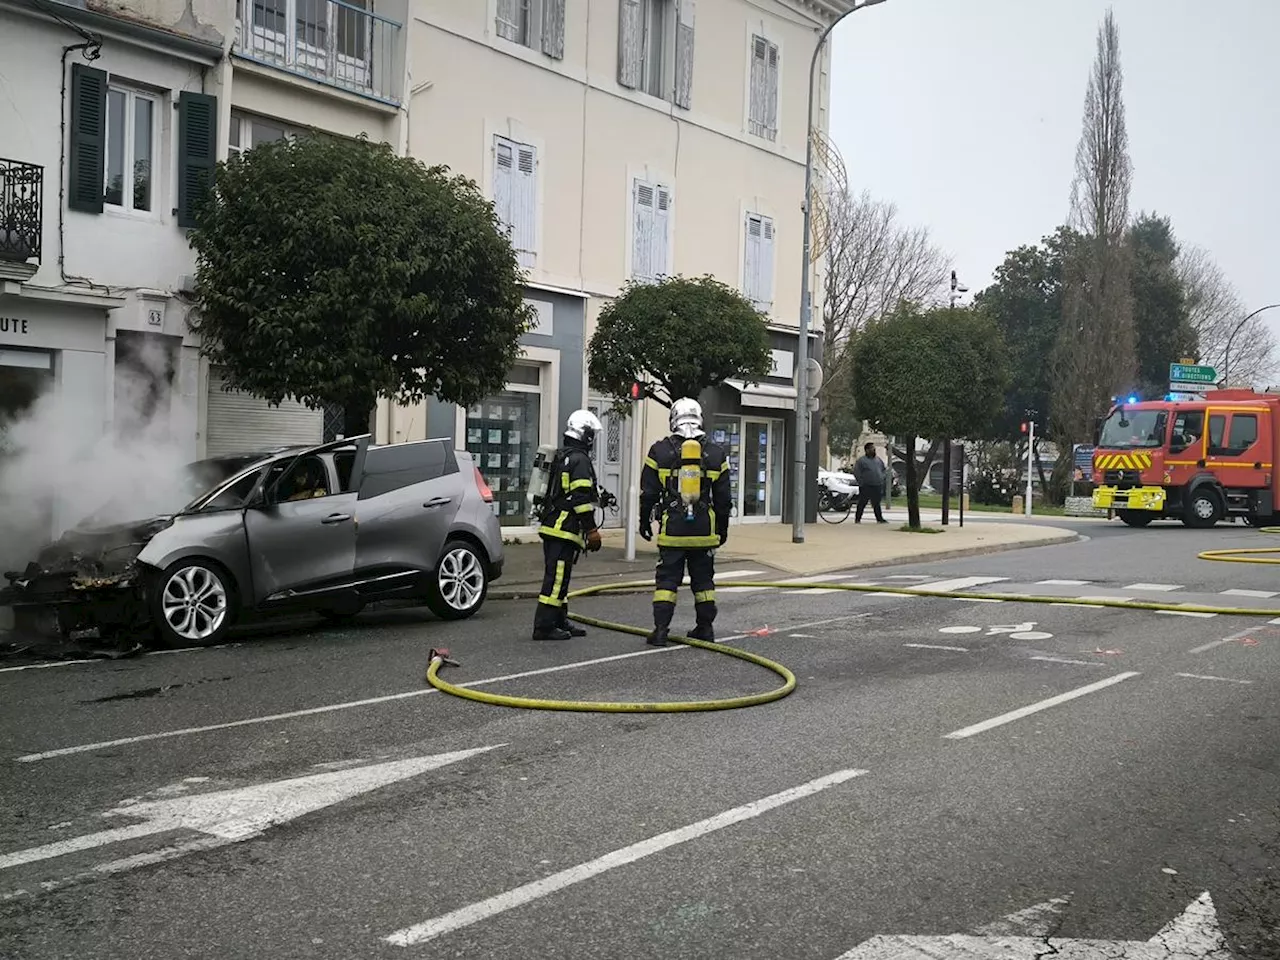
[241,437,369,605]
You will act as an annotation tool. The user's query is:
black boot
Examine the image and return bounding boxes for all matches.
[688,623,716,643]
[646,629,669,647]
[532,626,572,641]
[559,618,587,638]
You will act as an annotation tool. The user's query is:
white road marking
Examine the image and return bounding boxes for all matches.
[943,672,1141,740]
[15,614,872,763]
[0,659,101,674]
[1123,582,1184,591]
[1030,656,1106,667]
[903,643,969,653]
[938,626,982,634]
[1049,601,1108,609]
[867,591,921,598]
[916,576,1010,593]
[718,586,768,594]
[883,575,933,581]
[777,574,857,595]
[1036,579,1091,586]
[1074,595,1135,603]
[952,598,1004,603]
[1220,588,1278,598]
[1269,617,1280,625]
[1175,673,1253,685]
[1009,631,1053,641]
[1155,609,1218,619]
[383,768,870,947]
[1190,625,1256,654]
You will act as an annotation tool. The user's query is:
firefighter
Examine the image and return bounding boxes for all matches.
[638,397,732,646]
[532,409,604,641]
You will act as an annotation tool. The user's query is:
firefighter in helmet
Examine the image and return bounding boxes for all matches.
[532,409,604,641]
[638,397,732,646]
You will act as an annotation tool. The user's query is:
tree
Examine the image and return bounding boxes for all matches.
[1176,246,1276,385]
[851,305,1010,528]
[587,275,773,407]
[1128,212,1196,397]
[1051,7,1135,492]
[189,134,533,437]
[817,189,950,458]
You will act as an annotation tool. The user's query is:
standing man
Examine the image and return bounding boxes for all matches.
[638,398,732,647]
[853,442,889,524]
[531,409,604,641]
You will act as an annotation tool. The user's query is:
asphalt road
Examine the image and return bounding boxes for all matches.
[1,521,1278,959]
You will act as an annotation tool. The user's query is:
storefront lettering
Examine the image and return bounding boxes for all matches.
[0,317,31,339]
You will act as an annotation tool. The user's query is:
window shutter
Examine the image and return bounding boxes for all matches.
[759,217,775,310]
[177,91,218,228]
[673,0,696,109]
[496,0,521,42]
[744,214,762,303]
[652,186,671,278]
[68,63,107,214]
[617,0,642,89]
[541,0,566,58]
[748,36,766,137]
[631,180,654,280]
[493,137,515,239]
[765,43,780,140]
[512,144,538,268]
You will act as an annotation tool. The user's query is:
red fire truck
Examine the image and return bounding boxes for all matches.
[1091,388,1280,528]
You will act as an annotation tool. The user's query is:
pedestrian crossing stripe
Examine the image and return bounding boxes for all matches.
[1095,452,1153,470]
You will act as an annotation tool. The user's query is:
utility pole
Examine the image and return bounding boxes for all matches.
[623,382,645,562]
[1024,410,1036,517]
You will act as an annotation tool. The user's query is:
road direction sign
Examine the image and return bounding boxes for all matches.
[1168,381,1211,394]
[1170,362,1217,384]
[835,891,1230,959]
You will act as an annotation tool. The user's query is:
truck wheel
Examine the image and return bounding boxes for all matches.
[1182,489,1222,528]
[1117,510,1154,528]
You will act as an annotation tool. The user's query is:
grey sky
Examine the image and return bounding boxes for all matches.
[828,0,1280,346]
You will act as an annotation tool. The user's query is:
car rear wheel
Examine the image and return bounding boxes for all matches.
[425,539,488,620]
[1182,489,1222,528]
[149,559,236,647]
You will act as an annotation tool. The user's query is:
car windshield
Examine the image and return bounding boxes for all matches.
[179,456,268,511]
[1099,408,1167,449]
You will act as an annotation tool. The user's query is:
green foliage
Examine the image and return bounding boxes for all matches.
[822,353,861,456]
[587,275,773,407]
[188,134,533,430]
[1129,212,1197,396]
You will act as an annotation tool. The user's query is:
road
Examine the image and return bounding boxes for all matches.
[1,522,1277,959]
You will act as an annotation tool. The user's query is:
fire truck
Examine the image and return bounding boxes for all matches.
[1091,388,1280,528]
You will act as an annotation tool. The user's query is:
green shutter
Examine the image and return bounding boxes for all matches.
[177,91,218,229]
[68,63,107,214]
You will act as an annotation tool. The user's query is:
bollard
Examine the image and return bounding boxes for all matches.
[1011,495,1023,514]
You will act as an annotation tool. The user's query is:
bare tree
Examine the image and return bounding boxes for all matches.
[1050,7,1135,479]
[1176,245,1277,385]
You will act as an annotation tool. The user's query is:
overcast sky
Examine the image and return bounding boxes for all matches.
[828,0,1280,346]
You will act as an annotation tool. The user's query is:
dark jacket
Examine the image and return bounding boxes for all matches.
[853,454,887,488]
[538,440,600,548]
[640,435,732,549]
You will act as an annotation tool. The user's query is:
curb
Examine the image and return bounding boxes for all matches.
[489,532,1081,599]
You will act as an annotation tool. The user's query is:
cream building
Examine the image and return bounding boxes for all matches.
[391,0,848,533]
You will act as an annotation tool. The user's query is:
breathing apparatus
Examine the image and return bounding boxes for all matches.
[669,398,706,523]
[526,410,603,524]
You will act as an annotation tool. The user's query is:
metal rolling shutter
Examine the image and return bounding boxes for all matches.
[205,369,323,457]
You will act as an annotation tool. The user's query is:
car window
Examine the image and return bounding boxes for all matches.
[334,451,357,492]
[201,469,263,512]
[267,455,333,504]
[1170,411,1204,451]
[1226,414,1259,455]
[359,440,457,499]
[1207,414,1227,454]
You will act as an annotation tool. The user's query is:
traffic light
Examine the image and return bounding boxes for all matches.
[629,381,644,401]
[1020,421,1028,435]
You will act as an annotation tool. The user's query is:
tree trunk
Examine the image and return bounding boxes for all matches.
[916,439,942,491]
[904,433,921,529]
[342,398,376,440]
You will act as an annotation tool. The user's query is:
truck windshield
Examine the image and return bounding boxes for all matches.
[1099,409,1167,449]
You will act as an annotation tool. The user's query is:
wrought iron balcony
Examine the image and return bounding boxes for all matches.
[235,0,403,104]
[0,159,42,267]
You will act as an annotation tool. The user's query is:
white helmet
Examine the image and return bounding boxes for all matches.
[564,409,603,444]
[669,397,704,439]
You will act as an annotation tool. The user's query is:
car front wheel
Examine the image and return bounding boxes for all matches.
[425,539,489,620]
[149,559,236,647]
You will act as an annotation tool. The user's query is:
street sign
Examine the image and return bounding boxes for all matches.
[1168,380,1211,394]
[1170,362,1217,384]
[1072,444,1094,471]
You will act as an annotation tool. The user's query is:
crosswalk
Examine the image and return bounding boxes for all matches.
[676,569,1280,619]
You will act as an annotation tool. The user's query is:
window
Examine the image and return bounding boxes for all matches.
[464,381,544,526]
[1171,410,1204,451]
[1207,413,1226,453]
[748,34,780,141]
[236,0,382,92]
[743,212,775,311]
[631,178,671,282]
[617,0,693,106]
[105,87,157,212]
[493,136,538,269]
[1227,414,1259,454]
[227,111,306,160]
[360,440,457,499]
[495,0,565,58]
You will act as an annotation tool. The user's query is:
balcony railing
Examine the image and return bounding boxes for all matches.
[0,159,42,267]
[235,0,403,104]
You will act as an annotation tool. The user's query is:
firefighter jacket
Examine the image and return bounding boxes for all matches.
[640,435,732,549]
[537,440,601,549]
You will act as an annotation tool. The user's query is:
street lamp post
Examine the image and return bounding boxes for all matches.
[792,0,887,544]
[1222,303,1280,386]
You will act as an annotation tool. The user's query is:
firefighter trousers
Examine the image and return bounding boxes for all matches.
[652,547,717,635]
[534,536,580,632]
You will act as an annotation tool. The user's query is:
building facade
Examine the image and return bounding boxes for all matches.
[389,0,846,533]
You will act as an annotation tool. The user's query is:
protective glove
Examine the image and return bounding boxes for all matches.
[717,527,729,547]
[585,528,603,552]
[639,514,653,541]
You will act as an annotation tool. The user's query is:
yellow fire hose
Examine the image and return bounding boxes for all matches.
[424,530,1280,713]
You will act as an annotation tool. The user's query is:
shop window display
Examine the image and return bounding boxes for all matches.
[464,388,541,526]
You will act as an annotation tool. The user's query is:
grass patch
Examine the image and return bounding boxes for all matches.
[899,524,944,534]
[913,493,1066,517]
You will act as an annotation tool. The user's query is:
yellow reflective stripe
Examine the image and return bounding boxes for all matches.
[567,478,594,490]
[560,472,571,489]
[706,469,722,480]
[657,534,720,547]
[572,503,595,514]
[654,589,677,603]
[538,561,568,607]
[694,590,715,603]
[644,457,659,469]
[539,522,585,548]
[657,468,672,482]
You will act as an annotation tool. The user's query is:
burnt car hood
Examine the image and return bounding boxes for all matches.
[3,515,175,597]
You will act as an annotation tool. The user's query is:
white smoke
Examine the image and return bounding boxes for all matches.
[0,334,193,573]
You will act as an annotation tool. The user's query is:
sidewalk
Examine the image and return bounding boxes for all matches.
[490,514,1078,598]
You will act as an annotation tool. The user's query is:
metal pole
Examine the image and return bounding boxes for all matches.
[624,398,644,562]
[1222,303,1280,386]
[1024,419,1034,517]
[958,445,965,528]
[792,0,886,545]
[940,440,951,525]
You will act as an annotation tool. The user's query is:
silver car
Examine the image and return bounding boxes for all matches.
[0,435,505,648]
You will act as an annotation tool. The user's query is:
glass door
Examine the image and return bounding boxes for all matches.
[742,419,771,520]
[710,416,742,523]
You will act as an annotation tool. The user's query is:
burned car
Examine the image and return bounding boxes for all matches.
[1,436,505,648]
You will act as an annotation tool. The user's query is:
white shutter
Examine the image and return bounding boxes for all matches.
[748,36,767,136]
[744,214,762,303]
[496,0,522,42]
[493,137,515,240]
[541,0,565,58]
[759,217,775,310]
[631,179,654,280]
[512,144,538,268]
[206,370,323,458]
[765,43,780,140]
[652,185,671,278]
[617,0,642,89]
[674,0,695,109]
